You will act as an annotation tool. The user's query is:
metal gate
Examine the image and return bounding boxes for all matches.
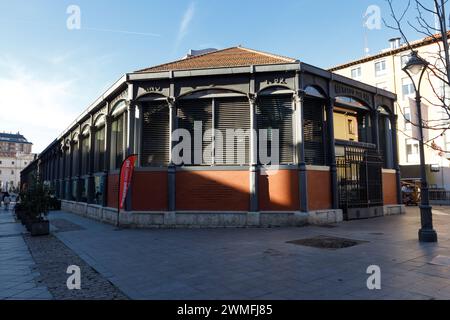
[336,145,383,218]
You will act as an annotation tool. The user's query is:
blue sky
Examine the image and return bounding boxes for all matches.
[0,0,433,152]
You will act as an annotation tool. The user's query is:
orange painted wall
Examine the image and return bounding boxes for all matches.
[176,170,250,211]
[259,170,299,211]
[383,172,398,205]
[132,171,168,211]
[107,174,119,209]
[307,170,332,211]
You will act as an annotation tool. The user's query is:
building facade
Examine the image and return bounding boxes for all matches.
[21,47,403,227]
[330,35,450,190]
[0,132,34,192]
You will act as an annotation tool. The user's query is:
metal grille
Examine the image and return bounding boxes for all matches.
[141,102,170,166]
[177,99,213,165]
[71,143,79,176]
[257,95,294,164]
[303,98,326,165]
[81,135,90,175]
[336,145,383,212]
[215,97,250,165]
[94,126,105,172]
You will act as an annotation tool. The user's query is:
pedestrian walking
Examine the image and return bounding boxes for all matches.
[3,195,10,211]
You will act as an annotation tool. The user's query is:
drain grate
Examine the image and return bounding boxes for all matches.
[287,235,367,250]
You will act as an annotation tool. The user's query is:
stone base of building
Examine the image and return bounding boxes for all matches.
[60,200,403,228]
[60,200,342,228]
[346,204,405,220]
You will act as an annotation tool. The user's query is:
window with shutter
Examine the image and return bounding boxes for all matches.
[215,97,250,165]
[177,99,213,165]
[94,126,105,172]
[141,102,170,166]
[64,149,70,178]
[303,97,326,165]
[81,135,90,175]
[257,95,294,164]
[110,114,125,169]
[71,142,79,176]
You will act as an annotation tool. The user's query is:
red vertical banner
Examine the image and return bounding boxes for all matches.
[118,154,137,210]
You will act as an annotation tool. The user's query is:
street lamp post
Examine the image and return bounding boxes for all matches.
[402,51,438,242]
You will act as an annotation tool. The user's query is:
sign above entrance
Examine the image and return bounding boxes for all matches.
[334,83,371,107]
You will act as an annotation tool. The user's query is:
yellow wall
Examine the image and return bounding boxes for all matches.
[334,112,358,141]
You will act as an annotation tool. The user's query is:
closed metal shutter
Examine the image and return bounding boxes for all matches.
[177,99,213,165]
[215,97,250,165]
[81,135,90,175]
[71,143,79,176]
[303,97,325,165]
[257,95,294,164]
[94,126,105,172]
[141,102,170,166]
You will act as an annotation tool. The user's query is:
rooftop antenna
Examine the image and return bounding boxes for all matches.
[364,30,370,57]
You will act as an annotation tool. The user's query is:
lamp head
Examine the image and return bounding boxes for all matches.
[402,51,429,75]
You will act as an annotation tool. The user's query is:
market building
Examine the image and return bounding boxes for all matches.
[21,47,403,227]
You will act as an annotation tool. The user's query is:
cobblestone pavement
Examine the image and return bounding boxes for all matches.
[0,209,52,300]
[45,207,450,300]
[0,208,127,300]
[23,233,128,300]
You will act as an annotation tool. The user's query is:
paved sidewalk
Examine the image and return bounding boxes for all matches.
[0,209,52,300]
[44,207,450,300]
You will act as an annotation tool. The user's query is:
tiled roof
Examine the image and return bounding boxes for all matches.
[0,132,31,144]
[136,46,298,73]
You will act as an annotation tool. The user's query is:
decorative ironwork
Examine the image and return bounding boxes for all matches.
[336,144,383,217]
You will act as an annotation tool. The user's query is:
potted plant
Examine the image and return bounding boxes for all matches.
[14,202,26,222]
[23,180,51,236]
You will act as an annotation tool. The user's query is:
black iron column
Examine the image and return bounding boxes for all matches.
[167,96,177,213]
[125,100,135,212]
[390,114,402,205]
[326,97,339,209]
[371,107,380,152]
[103,113,112,208]
[76,130,83,203]
[87,121,96,204]
[295,90,308,212]
[249,93,259,213]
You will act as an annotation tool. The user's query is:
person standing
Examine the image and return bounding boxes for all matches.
[3,194,10,211]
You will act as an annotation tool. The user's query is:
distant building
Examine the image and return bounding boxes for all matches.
[0,132,35,192]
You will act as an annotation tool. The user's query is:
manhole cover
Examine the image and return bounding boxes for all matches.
[286,235,367,250]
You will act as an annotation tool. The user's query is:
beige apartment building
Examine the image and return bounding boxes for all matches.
[330,35,450,190]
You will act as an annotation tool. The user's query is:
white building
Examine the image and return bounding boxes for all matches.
[330,35,450,190]
[0,132,35,192]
